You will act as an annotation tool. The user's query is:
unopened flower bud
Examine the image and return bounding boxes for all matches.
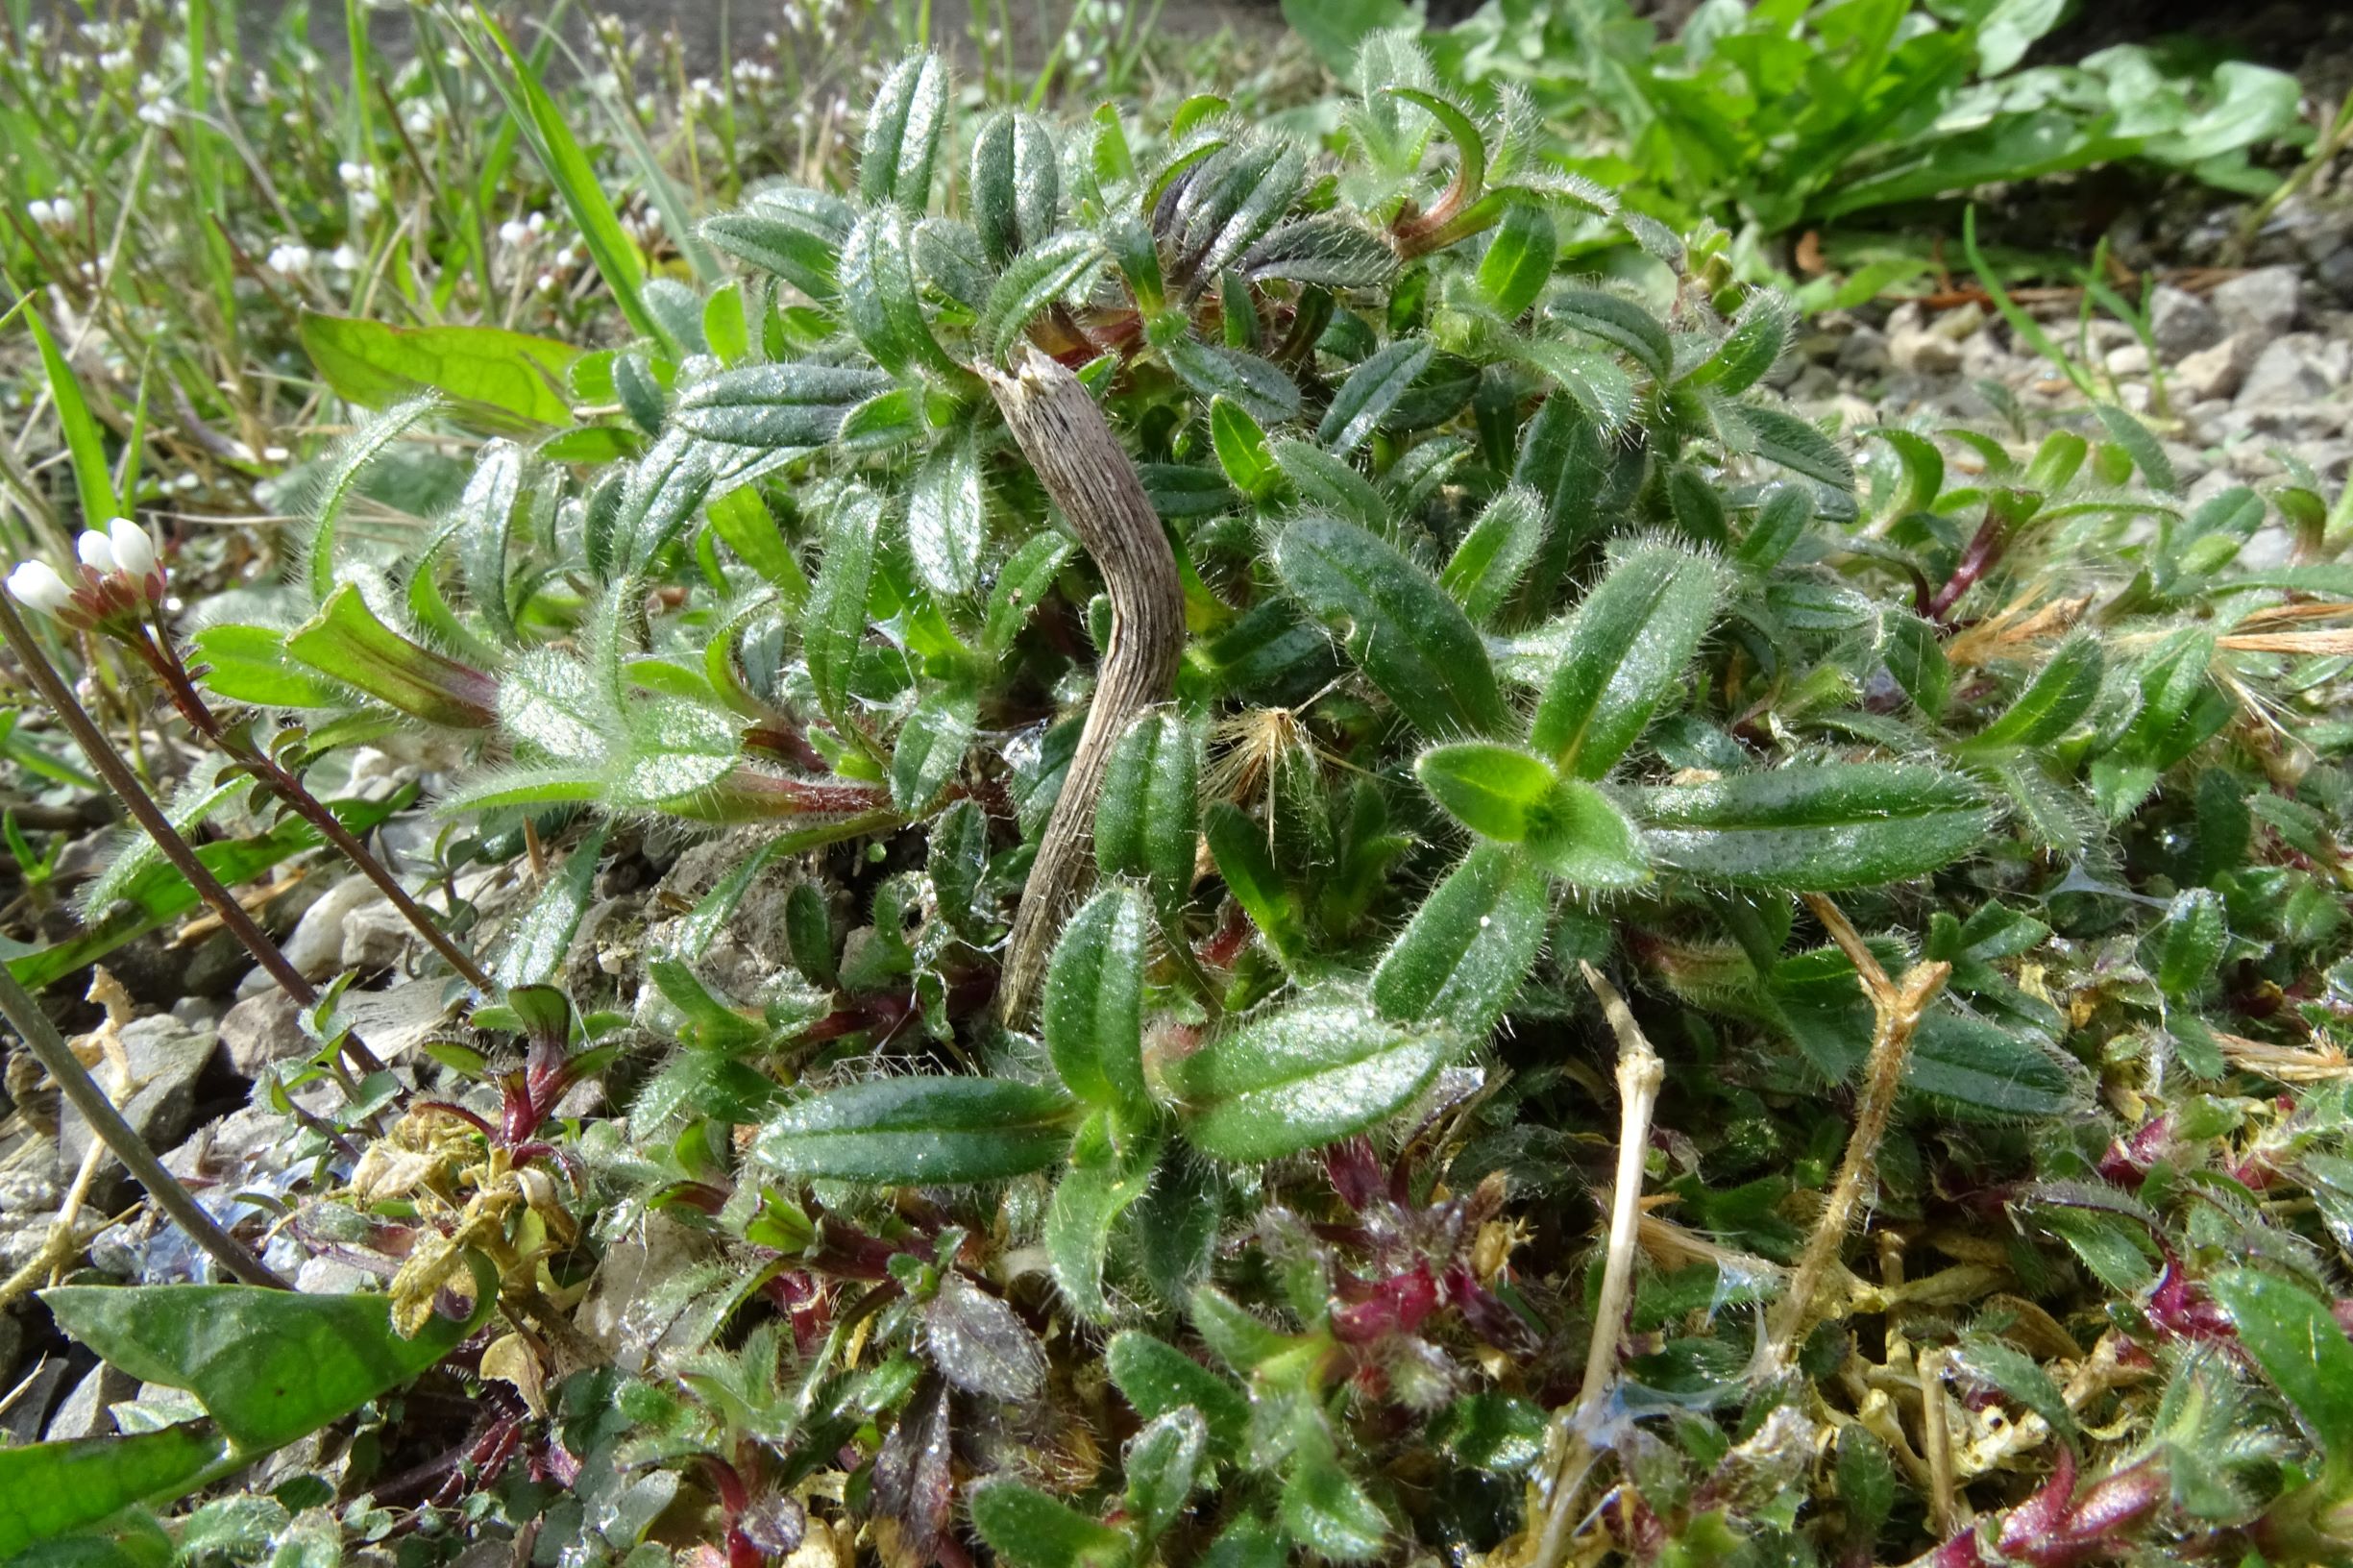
[107,517,157,576]
[7,561,73,617]
[75,529,117,574]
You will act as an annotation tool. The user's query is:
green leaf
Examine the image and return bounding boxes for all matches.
[907,425,986,597]
[891,683,978,811]
[42,1255,494,1454]
[0,1422,233,1556]
[1878,612,1950,719]
[1530,540,1724,777]
[969,1479,1132,1568]
[1165,338,1301,427]
[1552,288,1672,380]
[1634,763,1993,890]
[1684,292,1793,396]
[859,54,947,211]
[26,300,119,528]
[1281,0,1409,74]
[671,362,893,449]
[1211,395,1280,500]
[1371,845,1548,1033]
[1282,1418,1388,1561]
[299,313,577,427]
[493,822,609,989]
[1043,888,1154,1123]
[986,529,1074,656]
[1475,202,1555,318]
[1272,514,1507,738]
[2208,1269,2353,1482]
[982,233,1107,362]
[1096,711,1199,916]
[970,111,1062,264]
[1318,338,1433,453]
[1107,1332,1251,1461]
[1270,439,1385,535]
[1124,1408,1210,1543]
[2092,404,2179,495]
[700,186,851,302]
[2142,887,2227,1000]
[1731,404,1856,490]
[1416,744,1649,888]
[1171,999,1457,1162]
[755,1077,1078,1185]
[189,625,349,708]
[1046,1123,1163,1323]
[841,207,950,377]
[1439,484,1547,625]
[284,584,498,728]
[1205,800,1309,970]
[804,488,883,730]
[1960,637,2104,751]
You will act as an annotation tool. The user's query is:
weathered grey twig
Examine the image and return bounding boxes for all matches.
[1532,963,1666,1568]
[0,960,287,1288]
[981,346,1185,1025]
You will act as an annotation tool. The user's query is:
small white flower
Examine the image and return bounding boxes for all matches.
[8,561,73,617]
[75,530,117,574]
[107,518,158,576]
[338,159,365,185]
[350,187,380,219]
[498,218,530,248]
[173,474,201,493]
[330,244,362,271]
[137,99,173,128]
[536,273,556,294]
[527,210,548,233]
[265,241,311,276]
[262,445,291,463]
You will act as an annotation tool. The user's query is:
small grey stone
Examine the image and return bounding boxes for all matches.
[1889,329,1962,376]
[2147,284,2223,360]
[340,900,412,973]
[282,877,380,980]
[4,1356,70,1445]
[2105,343,2151,379]
[163,1103,293,1183]
[578,1214,717,1375]
[2318,246,2353,302]
[1929,303,1985,341]
[1835,325,1891,377]
[295,1255,377,1294]
[2237,526,2298,573]
[2212,266,2301,340]
[218,991,309,1078]
[1782,363,1837,403]
[44,1362,138,1441]
[58,1015,218,1195]
[2173,333,2264,404]
[2236,339,2334,409]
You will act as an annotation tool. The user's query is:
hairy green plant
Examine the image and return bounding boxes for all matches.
[14,29,2353,1568]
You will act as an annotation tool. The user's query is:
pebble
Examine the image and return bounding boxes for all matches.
[282,876,382,979]
[218,991,310,1076]
[2212,266,2302,340]
[2236,339,2335,409]
[2147,284,2222,359]
[2173,333,2264,404]
[57,1014,218,1203]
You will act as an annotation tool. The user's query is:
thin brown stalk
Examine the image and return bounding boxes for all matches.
[1754,894,1949,1377]
[0,593,383,1074]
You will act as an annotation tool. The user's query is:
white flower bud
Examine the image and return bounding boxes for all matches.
[8,561,73,616]
[75,529,117,574]
[107,517,157,576]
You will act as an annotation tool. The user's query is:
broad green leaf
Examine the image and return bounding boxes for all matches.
[1205,800,1309,970]
[0,1422,233,1556]
[1282,1417,1389,1561]
[970,111,1062,264]
[890,683,978,811]
[1272,514,1507,738]
[1683,292,1793,396]
[284,584,498,728]
[701,185,851,302]
[1124,1408,1210,1542]
[860,54,947,210]
[493,822,609,989]
[1439,484,1546,625]
[756,1077,1078,1184]
[1270,440,1386,535]
[1551,288,1671,380]
[2142,887,2226,1000]
[982,233,1107,361]
[1282,0,1410,74]
[1318,338,1433,453]
[1512,392,1610,551]
[1107,1332,1251,1460]
[299,313,577,427]
[1096,711,1199,915]
[841,208,950,377]
[1371,845,1549,1033]
[1170,999,1457,1162]
[26,303,118,528]
[1531,541,1723,776]
[1046,1123,1163,1322]
[970,1479,1131,1568]
[986,529,1074,655]
[1878,611,1950,719]
[1211,395,1279,500]
[908,425,985,597]
[1042,888,1153,1123]
[1475,202,1555,318]
[1961,637,2104,751]
[1731,404,1856,490]
[705,487,807,601]
[1416,744,1648,888]
[1165,338,1301,427]
[670,362,892,449]
[42,1256,494,1454]
[805,488,883,728]
[190,625,349,708]
[1634,763,1993,890]
[2208,1269,2353,1482]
